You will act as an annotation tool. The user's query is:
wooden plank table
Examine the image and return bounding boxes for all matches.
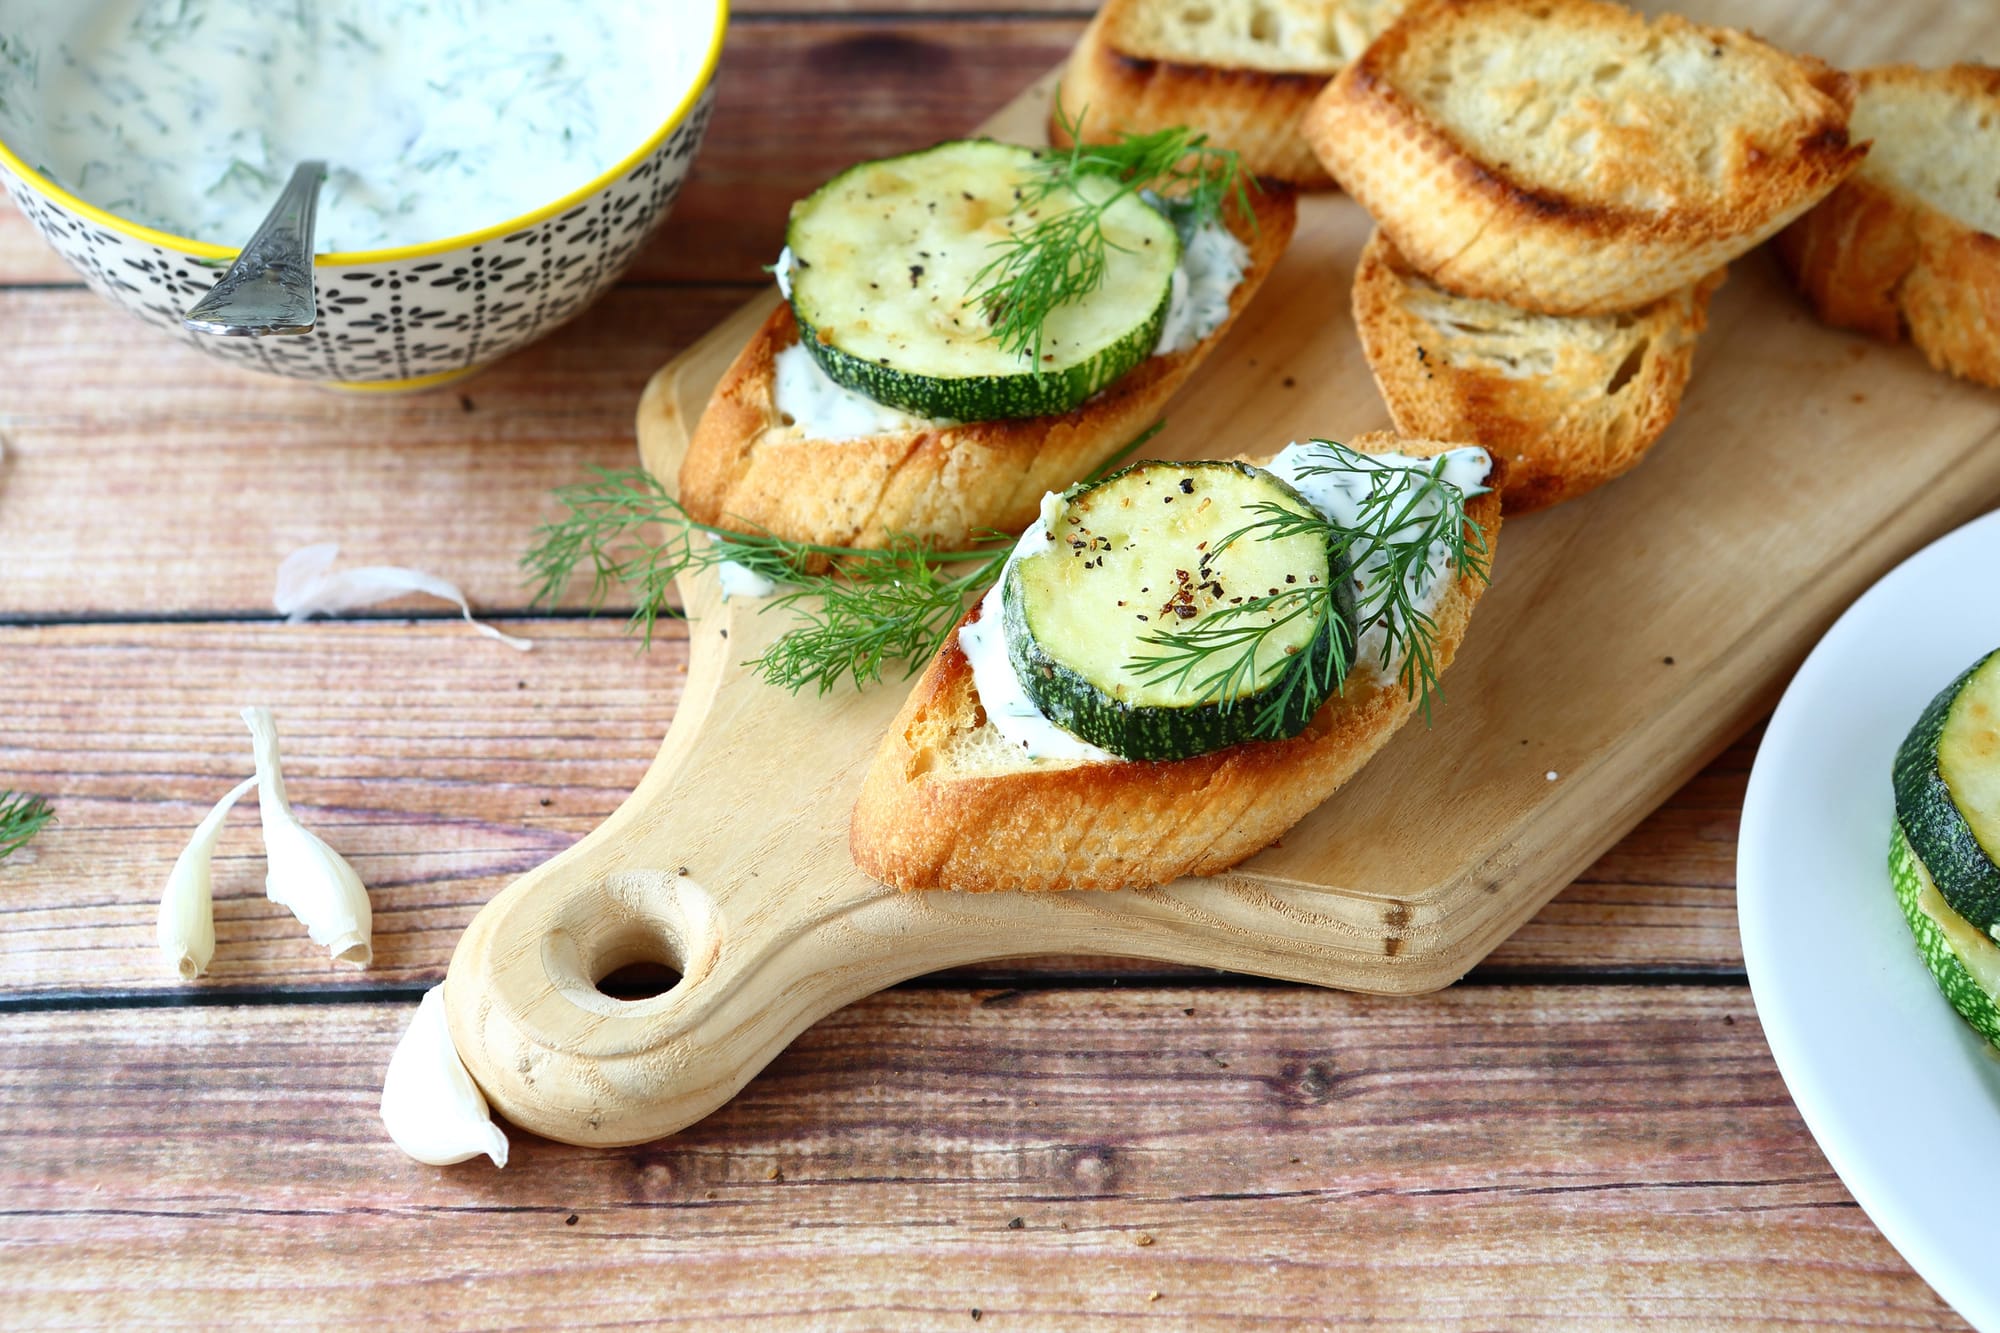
[0,2,1980,1325]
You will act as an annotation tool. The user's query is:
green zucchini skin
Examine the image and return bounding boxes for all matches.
[1892,648,2000,934]
[784,140,1180,422]
[1000,461,1358,763]
[792,302,1170,423]
[1889,822,2000,1049]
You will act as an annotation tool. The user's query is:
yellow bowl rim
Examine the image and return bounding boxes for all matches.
[0,0,729,268]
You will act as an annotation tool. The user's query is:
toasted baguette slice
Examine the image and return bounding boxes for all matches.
[679,186,1296,554]
[850,432,1502,893]
[1353,229,1722,512]
[1302,0,1861,315]
[1777,64,2000,389]
[1054,0,1413,187]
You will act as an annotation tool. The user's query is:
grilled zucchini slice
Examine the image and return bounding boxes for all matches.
[1892,647,2000,935]
[1000,461,1356,762]
[1889,822,2000,1049]
[784,140,1180,421]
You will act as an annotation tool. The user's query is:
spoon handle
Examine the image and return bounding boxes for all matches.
[182,160,326,337]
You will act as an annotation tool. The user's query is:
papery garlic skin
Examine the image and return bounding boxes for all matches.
[275,543,532,651]
[381,986,509,1168]
[241,705,373,968]
[157,775,258,980]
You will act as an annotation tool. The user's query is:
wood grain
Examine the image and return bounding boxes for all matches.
[0,285,750,618]
[0,620,1749,997]
[0,0,1987,1318]
[0,621,680,993]
[0,990,1966,1330]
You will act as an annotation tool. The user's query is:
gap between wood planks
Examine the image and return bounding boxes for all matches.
[0,966,1754,1014]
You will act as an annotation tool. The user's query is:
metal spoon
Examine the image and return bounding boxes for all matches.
[182,160,327,337]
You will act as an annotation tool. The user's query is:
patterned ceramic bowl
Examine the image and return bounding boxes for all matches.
[0,5,726,391]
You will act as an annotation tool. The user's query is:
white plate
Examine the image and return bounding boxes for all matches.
[1740,510,2000,1332]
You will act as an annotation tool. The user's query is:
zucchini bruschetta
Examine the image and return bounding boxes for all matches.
[851,432,1501,892]
[1891,647,2000,1049]
[680,136,1297,554]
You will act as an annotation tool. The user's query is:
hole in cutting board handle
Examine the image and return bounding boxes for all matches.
[595,960,684,1001]
[584,920,688,1003]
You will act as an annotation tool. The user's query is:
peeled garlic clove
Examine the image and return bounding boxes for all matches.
[157,775,258,980]
[381,986,509,1168]
[241,705,373,968]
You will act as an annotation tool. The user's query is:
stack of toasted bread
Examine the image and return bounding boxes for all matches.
[1304,0,1864,510]
[1056,0,1414,185]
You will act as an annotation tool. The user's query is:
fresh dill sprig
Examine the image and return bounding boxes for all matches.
[0,791,55,862]
[1124,581,1356,742]
[756,541,1008,693]
[967,101,1251,364]
[524,469,1006,691]
[524,423,1166,691]
[1126,442,1490,737]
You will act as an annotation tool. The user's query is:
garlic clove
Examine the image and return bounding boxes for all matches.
[262,819,374,967]
[241,705,374,968]
[381,986,509,1168]
[157,775,258,980]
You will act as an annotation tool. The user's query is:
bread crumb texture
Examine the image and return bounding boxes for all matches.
[1106,0,1410,74]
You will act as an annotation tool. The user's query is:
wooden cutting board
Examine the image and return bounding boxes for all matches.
[444,9,2000,1148]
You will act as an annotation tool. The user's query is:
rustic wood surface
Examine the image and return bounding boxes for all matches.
[0,0,1987,1325]
[0,991,1959,1328]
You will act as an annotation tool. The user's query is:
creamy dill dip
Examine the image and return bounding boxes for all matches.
[27,0,700,253]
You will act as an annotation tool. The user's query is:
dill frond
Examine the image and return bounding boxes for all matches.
[1125,442,1489,737]
[967,103,1251,364]
[0,791,55,862]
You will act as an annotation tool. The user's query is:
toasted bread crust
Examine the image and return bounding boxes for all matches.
[678,186,1297,552]
[1303,0,1862,315]
[849,433,1503,893]
[1056,6,1337,187]
[1777,65,2000,389]
[1353,230,1722,512]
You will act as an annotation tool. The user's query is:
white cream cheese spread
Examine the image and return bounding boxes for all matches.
[960,447,1493,763]
[716,559,780,601]
[770,342,947,442]
[1265,442,1493,680]
[1153,220,1250,357]
[958,492,1116,764]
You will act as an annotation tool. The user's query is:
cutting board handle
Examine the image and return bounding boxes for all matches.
[440,573,949,1146]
